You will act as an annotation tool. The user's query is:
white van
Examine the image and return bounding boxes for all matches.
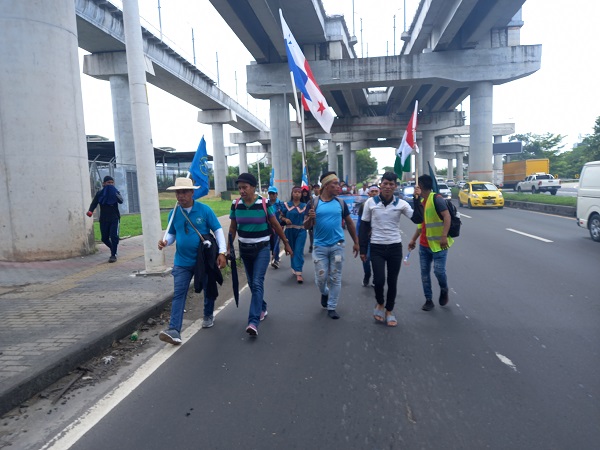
[576,161,600,242]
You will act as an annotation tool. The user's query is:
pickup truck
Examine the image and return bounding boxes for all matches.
[516,173,561,195]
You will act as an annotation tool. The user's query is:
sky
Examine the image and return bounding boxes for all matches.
[79,0,600,171]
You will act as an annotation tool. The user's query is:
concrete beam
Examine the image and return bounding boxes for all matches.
[247,45,542,97]
[434,123,515,137]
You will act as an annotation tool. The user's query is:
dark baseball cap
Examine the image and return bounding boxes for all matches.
[236,172,257,187]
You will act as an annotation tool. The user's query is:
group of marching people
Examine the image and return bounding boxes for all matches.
[157,170,453,344]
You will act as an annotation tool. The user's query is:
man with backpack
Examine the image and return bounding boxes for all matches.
[228,173,292,337]
[407,174,453,311]
[304,171,359,320]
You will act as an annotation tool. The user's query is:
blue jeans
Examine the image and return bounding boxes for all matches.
[313,242,345,310]
[285,228,307,273]
[169,265,215,332]
[362,243,371,280]
[418,245,448,300]
[241,245,270,327]
[271,234,280,262]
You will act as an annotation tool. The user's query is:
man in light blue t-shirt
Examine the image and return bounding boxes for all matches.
[304,171,359,319]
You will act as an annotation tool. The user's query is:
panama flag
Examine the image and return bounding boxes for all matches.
[280,10,335,133]
[394,101,419,175]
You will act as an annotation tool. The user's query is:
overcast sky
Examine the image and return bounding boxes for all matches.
[79,0,600,170]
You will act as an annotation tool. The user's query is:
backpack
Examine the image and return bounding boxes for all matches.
[311,196,346,218]
[434,195,461,238]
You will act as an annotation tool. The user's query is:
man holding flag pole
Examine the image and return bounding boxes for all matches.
[156,137,227,345]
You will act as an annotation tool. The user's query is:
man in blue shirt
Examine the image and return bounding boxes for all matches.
[157,178,227,345]
[304,171,359,319]
[267,186,285,269]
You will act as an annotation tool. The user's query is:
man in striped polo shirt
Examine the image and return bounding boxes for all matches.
[228,173,292,337]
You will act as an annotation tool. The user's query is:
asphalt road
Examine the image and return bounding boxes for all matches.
[55,207,600,449]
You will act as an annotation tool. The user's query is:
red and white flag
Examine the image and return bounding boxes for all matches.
[395,101,419,173]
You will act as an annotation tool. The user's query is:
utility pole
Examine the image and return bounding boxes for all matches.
[216,51,220,86]
[360,18,363,58]
[393,15,396,55]
[191,27,196,65]
[157,0,163,41]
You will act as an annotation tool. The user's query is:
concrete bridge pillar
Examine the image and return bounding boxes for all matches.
[350,150,357,185]
[342,142,351,184]
[0,0,94,261]
[493,135,503,185]
[83,52,146,168]
[239,143,248,174]
[198,110,237,196]
[422,131,435,174]
[456,152,465,181]
[469,81,494,182]
[447,158,454,180]
[269,94,292,200]
[211,124,227,195]
[328,140,338,173]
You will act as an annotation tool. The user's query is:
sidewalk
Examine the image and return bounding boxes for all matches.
[0,216,235,417]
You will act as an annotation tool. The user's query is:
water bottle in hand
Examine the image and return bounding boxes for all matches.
[403,251,411,266]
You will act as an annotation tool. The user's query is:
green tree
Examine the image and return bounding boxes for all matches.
[554,116,600,178]
[292,145,328,185]
[355,149,378,182]
[248,161,272,190]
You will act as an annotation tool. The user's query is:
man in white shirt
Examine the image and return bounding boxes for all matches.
[358,172,422,327]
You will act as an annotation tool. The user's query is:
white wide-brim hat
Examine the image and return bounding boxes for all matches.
[166,177,199,190]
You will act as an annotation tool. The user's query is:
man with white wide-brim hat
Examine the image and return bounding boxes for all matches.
[157,177,227,345]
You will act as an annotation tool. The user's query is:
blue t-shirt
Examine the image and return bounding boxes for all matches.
[313,198,350,247]
[168,202,222,267]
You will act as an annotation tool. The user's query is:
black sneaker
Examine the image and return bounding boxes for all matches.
[327,310,340,319]
[321,294,329,308]
[439,288,449,306]
[421,299,435,311]
[108,255,117,263]
[362,276,370,287]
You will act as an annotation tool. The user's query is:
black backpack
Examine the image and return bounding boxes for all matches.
[435,195,461,238]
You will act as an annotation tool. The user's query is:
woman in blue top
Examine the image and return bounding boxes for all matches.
[281,186,309,283]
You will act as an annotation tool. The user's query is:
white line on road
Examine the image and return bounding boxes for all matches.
[457,212,472,219]
[506,228,553,243]
[495,352,518,372]
[42,286,249,450]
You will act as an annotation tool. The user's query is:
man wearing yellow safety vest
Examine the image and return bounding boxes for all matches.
[407,174,453,311]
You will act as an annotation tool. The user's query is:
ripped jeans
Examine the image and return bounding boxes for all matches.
[312,241,345,310]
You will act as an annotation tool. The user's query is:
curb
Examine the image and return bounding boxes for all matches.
[0,294,172,417]
[504,200,576,217]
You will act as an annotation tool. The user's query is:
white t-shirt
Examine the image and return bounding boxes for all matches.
[360,196,414,244]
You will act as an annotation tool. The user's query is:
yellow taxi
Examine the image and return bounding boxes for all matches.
[458,181,504,209]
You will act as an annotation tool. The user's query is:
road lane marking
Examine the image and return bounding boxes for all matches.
[495,352,517,372]
[506,228,553,242]
[457,212,471,219]
[43,285,250,450]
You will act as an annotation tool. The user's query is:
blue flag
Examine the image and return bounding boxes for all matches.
[301,166,309,188]
[189,136,210,200]
[345,174,349,185]
[269,168,275,188]
[427,161,439,194]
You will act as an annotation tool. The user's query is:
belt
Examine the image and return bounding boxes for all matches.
[239,241,270,249]
[286,225,304,229]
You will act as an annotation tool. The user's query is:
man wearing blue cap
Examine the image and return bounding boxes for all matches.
[267,186,285,268]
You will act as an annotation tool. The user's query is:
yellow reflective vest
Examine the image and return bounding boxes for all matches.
[417,194,454,252]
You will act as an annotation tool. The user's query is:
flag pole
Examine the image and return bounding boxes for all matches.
[163,203,178,241]
[289,70,309,185]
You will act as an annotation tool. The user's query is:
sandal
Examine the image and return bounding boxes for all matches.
[296,274,303,284]
[386,314,398,327]
[373,307,385,323]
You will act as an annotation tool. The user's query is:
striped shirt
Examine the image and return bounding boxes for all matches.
[230,196,274,243]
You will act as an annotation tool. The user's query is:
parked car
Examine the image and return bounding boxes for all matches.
[458,181,504,209]
[438,183,452,200]
[446,179,456,187]
[457,180,467,189]
[399,185,415,207]
[576,160,600,242]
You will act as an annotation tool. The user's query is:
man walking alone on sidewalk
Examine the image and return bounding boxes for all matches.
[304,171,359,319]
[87,175,123,263]
[407,174,452,311]
[157,178,227,345]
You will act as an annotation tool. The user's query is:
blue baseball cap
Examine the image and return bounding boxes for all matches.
[267,186,278,193]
